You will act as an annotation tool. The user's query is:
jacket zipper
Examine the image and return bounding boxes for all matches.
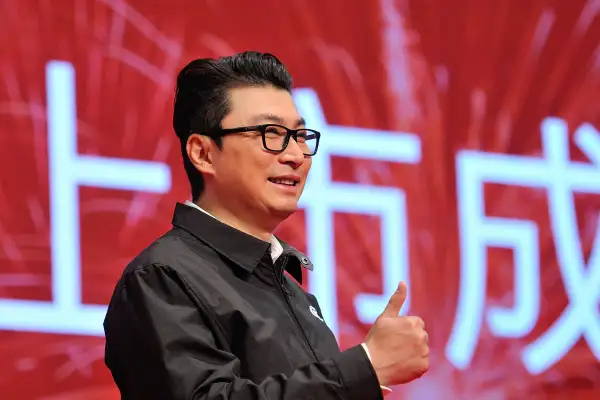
[272,256,320,362]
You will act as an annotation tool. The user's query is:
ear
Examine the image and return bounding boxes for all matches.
[186,133,218,176]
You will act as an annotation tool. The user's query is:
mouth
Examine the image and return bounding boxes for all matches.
[268,177,300,187]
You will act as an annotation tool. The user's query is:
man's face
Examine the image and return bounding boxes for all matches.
[208,85,312,222]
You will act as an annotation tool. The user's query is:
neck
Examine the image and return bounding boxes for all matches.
[195,197,275,242]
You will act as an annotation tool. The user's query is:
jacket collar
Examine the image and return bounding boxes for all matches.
[171,203,313,283]
[276,240,314,285]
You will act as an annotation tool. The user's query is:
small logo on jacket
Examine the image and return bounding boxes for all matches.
[309,306,324,322]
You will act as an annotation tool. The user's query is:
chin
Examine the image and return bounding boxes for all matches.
[269,202,299,218]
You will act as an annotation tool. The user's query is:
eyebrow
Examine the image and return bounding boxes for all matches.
[251,113,306,128]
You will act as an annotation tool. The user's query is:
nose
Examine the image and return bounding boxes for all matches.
[279,137,305,168]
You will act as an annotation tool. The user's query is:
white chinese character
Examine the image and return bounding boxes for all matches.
[522,119,600,374]
[293,89,421,338]
[446,116,600,374]
[0,61,171,336]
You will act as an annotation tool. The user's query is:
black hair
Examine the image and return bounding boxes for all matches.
[173,51,293,201]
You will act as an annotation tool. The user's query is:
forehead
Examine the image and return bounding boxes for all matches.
[223,86,302,127]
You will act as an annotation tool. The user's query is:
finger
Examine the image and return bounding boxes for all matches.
[407,316,424,328]
[380,282,407,318]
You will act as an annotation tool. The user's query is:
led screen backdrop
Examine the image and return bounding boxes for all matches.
[1,0,600,398]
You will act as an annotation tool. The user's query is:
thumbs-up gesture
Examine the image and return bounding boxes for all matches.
[363,282,429,387]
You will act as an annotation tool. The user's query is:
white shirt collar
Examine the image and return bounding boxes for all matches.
[184,200,284,262]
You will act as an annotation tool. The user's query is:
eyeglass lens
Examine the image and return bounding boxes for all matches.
[263,125,318,155]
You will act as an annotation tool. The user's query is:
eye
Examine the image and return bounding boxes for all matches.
[264,125,286,138]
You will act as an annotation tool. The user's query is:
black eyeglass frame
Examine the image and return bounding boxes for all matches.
[204,124,321,156]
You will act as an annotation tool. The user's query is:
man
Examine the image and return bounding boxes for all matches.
[103,51,429,399]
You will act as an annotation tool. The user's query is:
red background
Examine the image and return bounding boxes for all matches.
[1,0,599,398]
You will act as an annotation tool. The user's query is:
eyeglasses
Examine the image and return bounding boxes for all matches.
[209,124,321,156]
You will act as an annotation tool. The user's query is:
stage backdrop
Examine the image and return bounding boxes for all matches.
[1,0,600,398]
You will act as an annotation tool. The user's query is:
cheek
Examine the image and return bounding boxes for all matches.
[222,149,271,189]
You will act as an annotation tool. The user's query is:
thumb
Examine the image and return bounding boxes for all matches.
[380,282,407,318]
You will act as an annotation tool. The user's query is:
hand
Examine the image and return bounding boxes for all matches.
[363,282,429,387]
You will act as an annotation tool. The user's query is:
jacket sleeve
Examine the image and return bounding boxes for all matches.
[103,263,383,400]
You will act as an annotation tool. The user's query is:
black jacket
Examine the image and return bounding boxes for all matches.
[103,203,383,399]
